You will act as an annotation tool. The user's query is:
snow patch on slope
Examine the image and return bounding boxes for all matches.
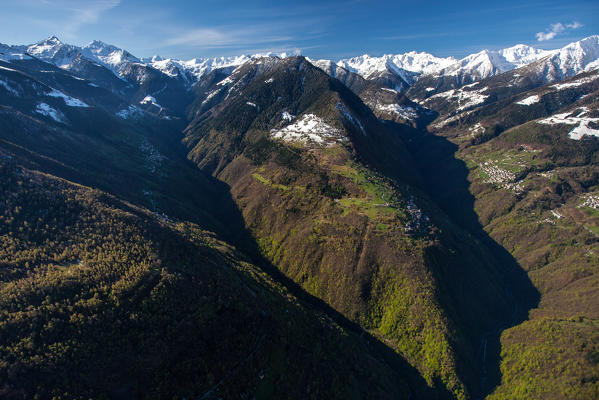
[375,104,418,120]
[35,103,64,122]
[426,87,489,111]
[551,71,599,90]
[537,107,599,140]
[47,89,89,107]
[140,95,162,108]
[201,88,222,105]
[271,114,345,145]
[516,95,540,106]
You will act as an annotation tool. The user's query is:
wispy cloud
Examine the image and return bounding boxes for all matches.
[161,17,327,54]
[58,0,121,37]
[163,27,293,49]
[6,0,122,40]
[536,21,583,42]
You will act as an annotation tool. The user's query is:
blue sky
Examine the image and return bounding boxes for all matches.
[0,0,597,60]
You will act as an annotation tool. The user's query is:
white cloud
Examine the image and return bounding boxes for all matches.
[536,21,583,42]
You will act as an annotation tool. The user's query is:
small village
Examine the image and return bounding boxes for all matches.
[581,194,599,209]
[479,161,524,193]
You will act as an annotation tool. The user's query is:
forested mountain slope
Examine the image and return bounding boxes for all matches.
[399,68,599,399]
[182,56,538,399]
[0,155,424,399]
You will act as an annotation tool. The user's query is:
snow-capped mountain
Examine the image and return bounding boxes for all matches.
[337,52,457,85]
[498,44,551,68]
[527,35,599,81]
[11,35,599,93]
[145,52,296,86]
[307,59,346,79]
[144,55,253,85]
[327,38,597,93]
[26,37,144,81]
[81,40,140,73]
[405,36,599,101]
[307,58,378,92]
[3,34,599,123]
[20,36,290,89]
[434,45,552,83]
[26,36,80,67]
[332,45,552,90]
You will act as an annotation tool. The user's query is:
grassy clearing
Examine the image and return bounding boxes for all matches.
[251,172,289,191]
[337,197,399,219]
[332,162,405,221]
[465,147,545,177]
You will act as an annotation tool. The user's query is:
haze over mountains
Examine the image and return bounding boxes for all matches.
[1,31,599,399]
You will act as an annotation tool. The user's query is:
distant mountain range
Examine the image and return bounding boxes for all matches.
[3,35,598,92]
[2,34,597,124]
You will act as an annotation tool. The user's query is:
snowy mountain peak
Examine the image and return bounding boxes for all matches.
[29,36,64,53]
[336,51,458,86]
[84,40,117,54]
[561,35,599,62]
[146,53,284,83]
[536,35,599,80]
[337,54,389,78]
[80,40,140,74]
[441,49,506,78]
[433,44,554,84]
[87,39,107,47]
[83,40,139,64]
[499,44,550,66]
[27,36,79,67]
[43,36,62,44]
[388,51,458,74]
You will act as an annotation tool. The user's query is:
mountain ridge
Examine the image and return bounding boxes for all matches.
[3,35,598,93]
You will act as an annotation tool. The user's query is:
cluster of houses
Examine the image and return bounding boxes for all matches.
[581,195,599,210]
[404,195,430,234]
[479,161,523,193]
